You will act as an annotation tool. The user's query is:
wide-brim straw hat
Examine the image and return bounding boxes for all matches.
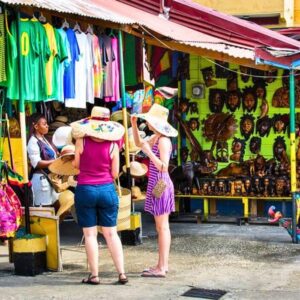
[122,161,148,177]
[49,145,80,176]
[135,103,178,137]
[56,190,74,217]
[111,110,131,127]
[131,186,146,202]
[71,106,125,141]
[52,126,73,148]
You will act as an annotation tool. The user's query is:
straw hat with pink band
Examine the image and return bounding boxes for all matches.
[71,106,125,141]
[134,103,178,137]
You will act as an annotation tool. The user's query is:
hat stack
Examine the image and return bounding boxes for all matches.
[122,161,148,178]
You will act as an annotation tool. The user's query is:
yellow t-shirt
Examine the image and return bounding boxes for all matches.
[43,23,58,97]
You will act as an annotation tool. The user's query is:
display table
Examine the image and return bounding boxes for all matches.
[175,194,291,222]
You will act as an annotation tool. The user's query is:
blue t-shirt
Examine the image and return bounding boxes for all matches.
[63,28,80,99]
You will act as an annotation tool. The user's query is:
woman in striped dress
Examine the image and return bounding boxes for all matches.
[131,104,178,278]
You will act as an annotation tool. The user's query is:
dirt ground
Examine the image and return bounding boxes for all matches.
[0,211,299,300]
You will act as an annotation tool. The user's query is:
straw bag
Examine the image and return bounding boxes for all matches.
[115,178,131,231]
[152,163,167,198]
[98,178,131,232]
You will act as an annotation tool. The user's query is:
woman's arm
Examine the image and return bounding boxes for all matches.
[110,143,120,179]
[142,137,171,172]
[73,138,83,169]
[131,115,143,147]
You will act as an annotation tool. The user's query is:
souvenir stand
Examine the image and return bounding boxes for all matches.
[0,0,299,246]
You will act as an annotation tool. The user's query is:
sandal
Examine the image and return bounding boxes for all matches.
[141,269,166,278]
[82,274,100,285]
[143,267,168,274]
[118,273,128,285]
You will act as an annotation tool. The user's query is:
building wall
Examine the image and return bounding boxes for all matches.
[192,0,284,16]
[295,0,300,25]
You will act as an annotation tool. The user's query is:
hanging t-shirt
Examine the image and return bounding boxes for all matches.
[93,34,103,98]
[64,28,80,99]
[31,18,50,101]
[103,36,120,102]
[0,14,7,85]
[9,19,38,101]
[86,33,95,104]
[52,28,69,102]
[101,34,115,99]
[43,23,58,97]
[5,14,19,100]
[65,32,91,109]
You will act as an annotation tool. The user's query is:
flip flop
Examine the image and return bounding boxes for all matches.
[141,270,166,278]
[143,267,168,274]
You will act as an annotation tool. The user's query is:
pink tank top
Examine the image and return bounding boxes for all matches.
[77,137,114,185]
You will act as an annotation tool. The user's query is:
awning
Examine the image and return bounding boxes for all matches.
[0,0,135,23]
[2,0,299,68]
[117,0,300,68]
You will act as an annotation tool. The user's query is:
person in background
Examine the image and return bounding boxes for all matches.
[131,103,178,278]
[71,106,128,285]
[27,113,58,207]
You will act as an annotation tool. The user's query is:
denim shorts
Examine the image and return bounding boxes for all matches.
[75,183,119,228]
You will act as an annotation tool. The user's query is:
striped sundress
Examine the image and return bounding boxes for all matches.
[144,140,175,216]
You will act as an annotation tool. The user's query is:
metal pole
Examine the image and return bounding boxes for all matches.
[16,12,30,234]
[289,70,298,243]
[118,30,132,189]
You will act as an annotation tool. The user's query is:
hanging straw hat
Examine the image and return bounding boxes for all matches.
[122,161,148,178]
[56,190,74,217]
[111,110,131,127]
[71,106,125,141]
[135,103,178,137]
[52,126,73,148]
[131,186,146,202]
[49,145,79,176]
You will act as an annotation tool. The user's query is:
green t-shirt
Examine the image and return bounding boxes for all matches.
[31,19,50,101]
[52,28,68,101]
[9,19,38,101]
[0,14,7,86]
[6,15,19,99]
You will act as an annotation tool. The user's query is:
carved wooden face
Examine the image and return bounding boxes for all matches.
[209,89,225,113]
[249,137,261,154]
[240,115,255,140]
[189,118,200,131]
[243,92,257,112]
[257,117,271,137]
[240,66,251,83]
[226,91,240,112]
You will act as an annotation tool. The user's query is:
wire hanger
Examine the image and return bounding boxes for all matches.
[86,23,93,35]
[108,28,115,37]
[62,18,69,29]
[73,21,82,33]
[38,12,46,23]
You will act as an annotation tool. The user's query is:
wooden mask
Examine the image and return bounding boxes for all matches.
[242,87,258,112]
[189,118,200,131]
[240,114,255,140]
[209,89,225,113]
[256,116,272,137]
[201,67,217,87]
[272,114,289,134]
[249,136,261,154]
[226,90,241,112]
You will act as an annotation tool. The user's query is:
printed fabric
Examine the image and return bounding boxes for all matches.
[0,184,22,238]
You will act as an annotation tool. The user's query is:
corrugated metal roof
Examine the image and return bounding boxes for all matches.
[0,0,255,60]
[0,0,135,23]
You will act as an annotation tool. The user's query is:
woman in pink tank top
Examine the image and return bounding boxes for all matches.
[71,107,128,285]
[131,104,178,278]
